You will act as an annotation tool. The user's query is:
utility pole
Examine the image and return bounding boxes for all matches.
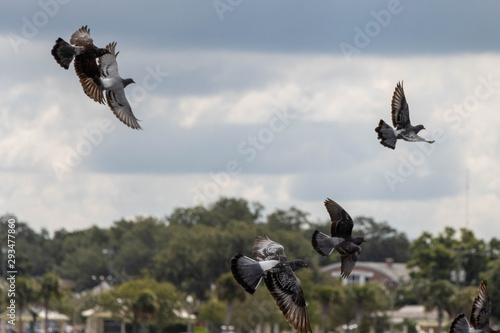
[465,168,470,228]
[102,248,114,285]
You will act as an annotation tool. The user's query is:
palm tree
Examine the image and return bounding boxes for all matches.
[215,272,245,326]
[16,278,39,333]
[422,279,456,332]
[39,273,62,333]
[314,285,343,333]
[345,283,388,331]
[132,290,158,333]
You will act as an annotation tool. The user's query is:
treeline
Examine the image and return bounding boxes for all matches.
[1,197,500,331]
[0,197,410,295]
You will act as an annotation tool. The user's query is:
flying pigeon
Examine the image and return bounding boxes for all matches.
[375,81,434,149]
[231,235,312,333]
[312,198,366,279]
[449,280,498,333]
[99,42,141,130]
[51,26,109,104]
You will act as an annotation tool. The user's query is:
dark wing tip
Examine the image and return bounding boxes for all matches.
[264,270,312,333]
[324,198,343,218]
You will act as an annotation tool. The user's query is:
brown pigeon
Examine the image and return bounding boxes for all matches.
[51,26,109,104]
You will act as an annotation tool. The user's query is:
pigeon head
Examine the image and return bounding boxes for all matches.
[289,259,308,272]
[414,124,425,134]
[123,78,135,87]
[352,237,366,245]
[96,47,111,57]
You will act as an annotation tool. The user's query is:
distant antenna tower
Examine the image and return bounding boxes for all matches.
[465,168,470,228]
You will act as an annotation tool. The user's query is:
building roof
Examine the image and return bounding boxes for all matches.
[320,258,410,283]
[90,281,112,295]
[81,308,114,319]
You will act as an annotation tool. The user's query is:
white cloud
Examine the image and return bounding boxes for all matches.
[2,38,500,242]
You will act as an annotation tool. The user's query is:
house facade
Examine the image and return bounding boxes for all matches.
[319,258,410,287]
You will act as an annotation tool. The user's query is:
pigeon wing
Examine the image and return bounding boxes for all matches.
[337,242,361,279]
[99,42,120,78]
[253,235,286,261]
[105,89,141,130]
[391,81,411,129]
[74,56,104,104]
[264,266,312,333]
[401,132,434,144]
[469,280,491,330]
[70,26,93,46]
[99,42,141,130]
[324,198,354,238]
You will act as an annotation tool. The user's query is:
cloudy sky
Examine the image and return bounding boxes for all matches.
[2,0,500,240]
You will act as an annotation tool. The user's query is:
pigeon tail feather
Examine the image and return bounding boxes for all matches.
[51,38,75,70]
[449,314,472,333]
[231,254,266,294]
[312,230,340,256]
[375,119,397,149]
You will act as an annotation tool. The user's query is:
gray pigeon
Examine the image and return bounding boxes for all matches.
[231,235,312,333]
[450,280,498,333]
[99,42,141,130]
[312,198,366,279]
[375,81,434,149]
[51,26,109,104]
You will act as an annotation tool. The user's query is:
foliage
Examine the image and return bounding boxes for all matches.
[197,300,225,327]
[484,257,500,322]
[343,282,389,328]
[3,197,500,330]
[16,277,40,333]
[39,273,62,333]
[408,228,488,285]
[99,276,183,331]
[355,216,411,262]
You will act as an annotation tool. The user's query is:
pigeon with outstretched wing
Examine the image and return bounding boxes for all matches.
[375,81,434,149]
[99,42,141,130]
[231,235,312,333]
[312,198,366,279]
[449,280,498,333]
